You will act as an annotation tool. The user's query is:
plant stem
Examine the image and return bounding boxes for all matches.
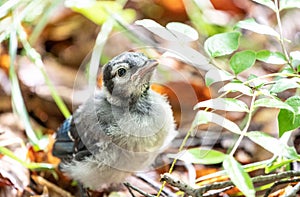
[229,92,256,157]
[18,26,71,119]
[274,0,293,71]
[243,72,299,86]
[9,15,40,148]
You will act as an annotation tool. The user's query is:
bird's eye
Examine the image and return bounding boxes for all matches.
[117,68,127,77]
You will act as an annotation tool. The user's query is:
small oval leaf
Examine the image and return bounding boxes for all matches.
[278,96,300,136]
[135,19,177,41]
[247,131,300,159]
[169,148,226,164]
[205,68,235,86]
[194,98,249,112]
[230,50,256,75]
[254,98,295,114]
[290,51,300,69]
[246,131,281,155]
[223,155,255,197]
[256,50,287,64]
[204,32,241,58]
[166,22,199,42]
[270,78,300,93]
[251,0,276,11]
[219,82,253,96]
[193,111,242,134]
[235,18,279,37]
[280,0,300,10]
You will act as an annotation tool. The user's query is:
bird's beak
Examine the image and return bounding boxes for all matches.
[131,59,159,81]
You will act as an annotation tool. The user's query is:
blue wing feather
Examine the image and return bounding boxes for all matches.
[52,116,91,161]
[56,117,73,142]
[52,116,74,158]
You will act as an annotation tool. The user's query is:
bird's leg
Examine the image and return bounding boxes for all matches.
[78,183,90,197]
[123,182,156,197]
[123,182,136,197]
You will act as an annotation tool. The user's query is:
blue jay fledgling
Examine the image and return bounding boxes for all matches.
[52,52,177,190]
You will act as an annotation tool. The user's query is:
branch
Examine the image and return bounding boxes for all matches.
[161,171,300,196]
[160,173,199,196]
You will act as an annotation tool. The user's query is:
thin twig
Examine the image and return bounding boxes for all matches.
[274,0,293,70]
[161,173,199,196]
[229,92,257,156]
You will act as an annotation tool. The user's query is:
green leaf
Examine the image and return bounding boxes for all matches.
[290,51,300,69]
[230,50,256,75]
[280,130,293,145]
[135,19,177,41]
[166,22,199,42]
[223,155,255,197]
[169,148,226,164]
[254,98,295,114]
[205,68,234,86]
[270,78,300,93]
[219,81,254,96]
[204,32,241,58]
[256,50,287,64]
[192,111,242,134]
[235,18,279,37]
[251,0,276,11]
[265,157,295,173]
[194,98,249,112]
[9,29,40,149]
[280,0,300,10]
[278,96,300,136]
[136,20,200,43]
[65,0,136,25]
[247,131,300,159]
[246,131,281,155]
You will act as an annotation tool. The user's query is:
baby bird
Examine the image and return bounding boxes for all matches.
[52,52,177,190]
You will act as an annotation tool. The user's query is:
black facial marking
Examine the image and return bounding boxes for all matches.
[102,52,152,101]
[103,64,114,94]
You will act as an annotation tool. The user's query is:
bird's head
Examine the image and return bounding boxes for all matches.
[102,52,158,106]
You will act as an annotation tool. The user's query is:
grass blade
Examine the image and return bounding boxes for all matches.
[0,146,54,170]
[9,26,40,148]
[18,27,71,118]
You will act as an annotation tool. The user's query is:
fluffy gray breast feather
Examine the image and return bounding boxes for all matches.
[73,89,175,153]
